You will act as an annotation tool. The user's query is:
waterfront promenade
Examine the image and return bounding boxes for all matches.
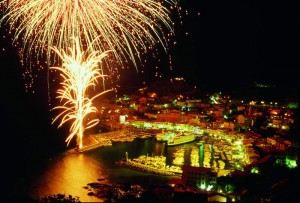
[66,127,156,154]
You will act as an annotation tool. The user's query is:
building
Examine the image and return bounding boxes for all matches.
[181,166,217,190]
[267,136,292,151]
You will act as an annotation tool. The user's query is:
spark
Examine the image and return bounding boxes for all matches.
[1,0,178,68]
[0,0,182,148]
[50,37,112,149]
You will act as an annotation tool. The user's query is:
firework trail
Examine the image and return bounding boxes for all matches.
[51,37,112,149]
[0,0,179,148]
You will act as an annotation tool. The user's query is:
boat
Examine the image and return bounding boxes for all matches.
[115,155,180,176]
[156,130,176,141]
[167,132,196,146]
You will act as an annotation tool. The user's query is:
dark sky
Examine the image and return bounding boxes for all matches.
[114,0,300,91]
[163,0,300,90]
[2,0,300,89]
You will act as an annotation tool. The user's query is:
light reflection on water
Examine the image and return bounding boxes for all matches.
[23,138,195,202]
[27,154,106,202]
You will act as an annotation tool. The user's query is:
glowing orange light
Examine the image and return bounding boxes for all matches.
[51,37,113,149]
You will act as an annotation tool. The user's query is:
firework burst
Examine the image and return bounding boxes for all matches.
[1,0,177,68]
[51,37,112,149]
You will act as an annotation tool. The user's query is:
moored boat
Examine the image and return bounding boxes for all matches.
[167,132,196,146]
[156,130,176,141]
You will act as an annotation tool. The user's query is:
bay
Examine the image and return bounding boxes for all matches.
[12,137,196,202]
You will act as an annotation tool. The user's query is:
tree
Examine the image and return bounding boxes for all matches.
[40,194,81,203]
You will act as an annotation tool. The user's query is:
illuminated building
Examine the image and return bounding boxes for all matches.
[181,166,217,191]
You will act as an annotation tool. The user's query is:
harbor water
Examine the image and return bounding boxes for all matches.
[14,137,197,202]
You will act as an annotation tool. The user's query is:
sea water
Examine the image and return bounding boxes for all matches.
[13,138,196,202]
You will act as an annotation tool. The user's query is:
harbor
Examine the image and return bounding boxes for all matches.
[167,131,196,146]
[116,155,182,176]
[65,123,255,178]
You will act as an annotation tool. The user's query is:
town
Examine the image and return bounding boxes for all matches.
[77,77,299,202]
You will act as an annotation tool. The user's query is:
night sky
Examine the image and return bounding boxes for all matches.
[0,0,299,200]
[2,1,300,89]
[171,0,300,89]
[115,0,300,92]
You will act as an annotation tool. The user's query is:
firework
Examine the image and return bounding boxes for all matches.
[0,0,180,148]
[51,37,112,149]
[1,0,177,68]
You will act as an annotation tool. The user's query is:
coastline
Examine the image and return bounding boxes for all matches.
[66,127,156,154]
